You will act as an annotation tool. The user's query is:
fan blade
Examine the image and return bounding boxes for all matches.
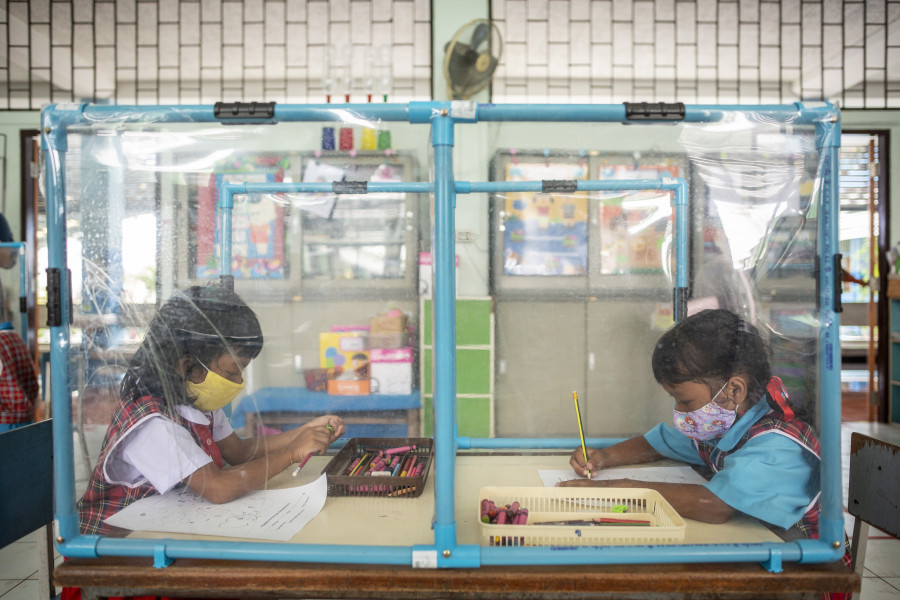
[469,22,490,52]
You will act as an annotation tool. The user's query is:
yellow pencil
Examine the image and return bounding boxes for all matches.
[573,391,591,478]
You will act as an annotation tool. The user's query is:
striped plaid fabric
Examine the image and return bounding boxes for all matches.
[0,330,39,424]
[78,393,221,535]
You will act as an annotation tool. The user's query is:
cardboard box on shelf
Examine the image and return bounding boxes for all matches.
[327,379,371,396]
[370,361,413,395]
[319,332,368,370]
[370,312,409,333]
[368,331,411,349]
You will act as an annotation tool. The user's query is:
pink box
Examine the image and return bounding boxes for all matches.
[370,347,414,363]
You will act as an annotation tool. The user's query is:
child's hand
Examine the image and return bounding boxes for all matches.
[287,424,334,464]
[300,415,346,442]
[569,447,602,478]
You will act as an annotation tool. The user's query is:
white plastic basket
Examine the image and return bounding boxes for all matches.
[478,486,686,546]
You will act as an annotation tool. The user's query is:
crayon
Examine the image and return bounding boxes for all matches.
[388,486,417,497]
[290,452,313,477]
[384,445,416,455]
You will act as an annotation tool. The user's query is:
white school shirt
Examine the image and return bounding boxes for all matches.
[103,405,234,494]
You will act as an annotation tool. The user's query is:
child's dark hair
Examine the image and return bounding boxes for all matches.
[121,286,264,406]
[651,309,771,404]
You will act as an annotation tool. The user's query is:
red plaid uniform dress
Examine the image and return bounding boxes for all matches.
[0,329,39,425]
[78,392,223,535]
[64,393,230,600]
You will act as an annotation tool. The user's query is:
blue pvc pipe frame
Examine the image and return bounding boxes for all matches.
[41,101,843,571]
[0,241,29,341]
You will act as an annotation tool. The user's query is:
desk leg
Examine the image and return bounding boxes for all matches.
[407,409,419,437]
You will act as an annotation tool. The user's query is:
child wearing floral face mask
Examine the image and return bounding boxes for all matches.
[561,309,846,563]
[77,285,345,536]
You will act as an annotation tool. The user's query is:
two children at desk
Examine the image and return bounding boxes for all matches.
[77,285,345,535]
[564,309,848,562]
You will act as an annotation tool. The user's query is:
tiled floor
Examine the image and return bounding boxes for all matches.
[2,421,899,599]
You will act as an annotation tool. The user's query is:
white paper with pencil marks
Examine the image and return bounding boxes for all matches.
[104,473,328,541]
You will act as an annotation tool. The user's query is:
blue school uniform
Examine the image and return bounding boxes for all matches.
[643,392,820,531]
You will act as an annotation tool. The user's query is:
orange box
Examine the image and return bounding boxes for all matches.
[327,379,371,396]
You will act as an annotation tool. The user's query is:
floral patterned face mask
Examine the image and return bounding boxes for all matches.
[672,381,736,441]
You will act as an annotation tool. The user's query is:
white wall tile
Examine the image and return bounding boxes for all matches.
[202,0,222,23]
[801,47,822,89]
[823,0,843,23]
[95,3,116,45]
[351,2,372,45]
[759,2,779,46]
[117,0,136,23]
[31,24,50,67]
[52,2,72,45]
[633,1,654,44]
[528,0,548,20]
[844,47,864,86]
[718,44,737,79]
[548,42,569,73]
[223,2,243,43]
[676,2,696,44]
[634,43,653,74]
[549,0,570,42]
[286,0,307,22]
[802,2,822,46]
[739,23,758,66]
[244,0,264,23]
[287,23,307,65]
[845,4,864,44]
[181,44,200,81]
[51,46,72,91]
[117,23,136,68]
[414,22,429,66]
[307,1,328,44]
[372,0,391,21]
[781,0,800,24]
[73,24,94,67]
[202,23,222,68]
[392,0,412,44]
[265,45,285,82]
[95,46,116,90]
[138,46,158,80]
[159,23,180,64]
[73,0,94,23]
[612,21,631,65]
[717,2,737,46]
[591,0,611,44]
[506,41,527,78]
[677,44,696,80]
[612,0,632,21]
[866,0,886,23]
[329,0,350,22]
[158,0,179,23]
[591,42,611,79]
[73,67,95,99]
[266,2,286,45]
[570,0,590,20]
[138,3,158,46]
[696,0,717,22]
[244,23,264,66]
[528,19,548,64]
[655,0,674,22]
[655,22,674,66]
[890,3,900,45]
[697,23,716,66]
[759,45,780,81]
[415,0,429,21]
[866,24,885,68]
[889,47,900,80]
[392,43,412,79]
[570,20,590,64]
[506,0,527,42]
[181,2,200,45]
[781,24,801,67]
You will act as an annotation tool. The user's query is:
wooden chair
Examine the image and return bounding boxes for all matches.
[847,432,900,576]
[0,420,56,598]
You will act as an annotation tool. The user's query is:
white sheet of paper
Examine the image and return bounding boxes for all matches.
[104,473,328,541]
[539,466,708,488]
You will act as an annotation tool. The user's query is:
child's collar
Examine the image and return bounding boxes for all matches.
[0,321,13,331]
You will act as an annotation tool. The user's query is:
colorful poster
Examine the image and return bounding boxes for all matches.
[196,156,288,279]
[597,163,678,275]
[503,162,589,276]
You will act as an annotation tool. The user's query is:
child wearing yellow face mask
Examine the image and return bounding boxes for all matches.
[77,285,345,535]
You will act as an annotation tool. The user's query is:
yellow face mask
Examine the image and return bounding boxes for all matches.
[185,358,245,411]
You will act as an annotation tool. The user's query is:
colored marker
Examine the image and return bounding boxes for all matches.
[573,391,591,479]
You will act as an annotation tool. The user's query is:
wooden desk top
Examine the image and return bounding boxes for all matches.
[54,453,860,599]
